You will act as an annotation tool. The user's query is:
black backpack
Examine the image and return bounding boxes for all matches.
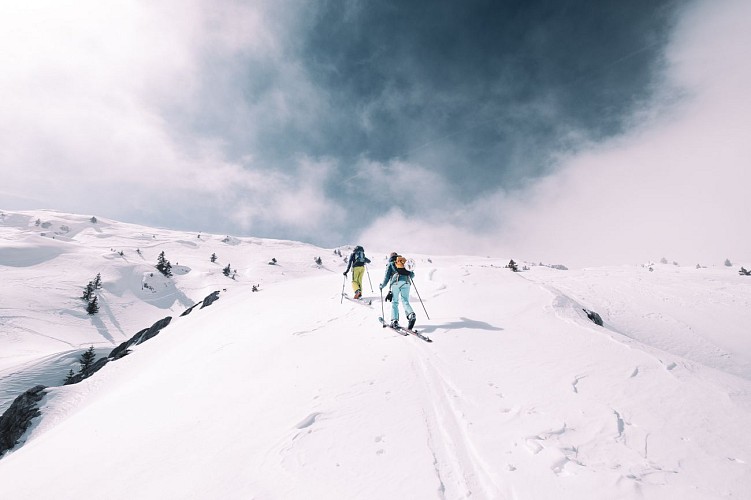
[353,247,366,265]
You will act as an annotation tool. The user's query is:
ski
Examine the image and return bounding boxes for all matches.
[405,328,432,343]
[379,316,408,336]
[343,293,373,306]
[378,317,431,342]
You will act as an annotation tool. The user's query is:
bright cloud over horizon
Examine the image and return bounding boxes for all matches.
[1,0,749,267]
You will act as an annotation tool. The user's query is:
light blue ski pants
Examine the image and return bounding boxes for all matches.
[390,280,414,322]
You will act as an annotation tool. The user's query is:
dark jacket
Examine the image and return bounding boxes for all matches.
[344,247,371,273]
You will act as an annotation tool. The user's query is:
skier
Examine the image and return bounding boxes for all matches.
[379,252,416,330]
[343,245,371,299]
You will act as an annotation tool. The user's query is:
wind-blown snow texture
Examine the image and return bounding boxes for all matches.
[0,209,750,499]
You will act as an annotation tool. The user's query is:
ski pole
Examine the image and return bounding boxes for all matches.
[365,265,374,292]
[410,278,430,320]
[340,274,346,304]
[380,286,386,326]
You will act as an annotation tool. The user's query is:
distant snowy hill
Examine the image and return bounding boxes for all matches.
[0,209,750,499]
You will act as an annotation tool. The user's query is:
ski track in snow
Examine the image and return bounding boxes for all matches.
[413,350,502,499]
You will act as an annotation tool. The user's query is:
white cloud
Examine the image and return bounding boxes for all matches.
[356,0,751,267]
[229,157,346,240]
[0,0,328,238]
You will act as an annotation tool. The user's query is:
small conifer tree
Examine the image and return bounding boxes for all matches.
[87,296,99,315]
[223,263,232,277]
[211,253,217,263]
[64,369,75,384]
[93,273,102,289]
[82,282,95,301]
[79,346,96,374]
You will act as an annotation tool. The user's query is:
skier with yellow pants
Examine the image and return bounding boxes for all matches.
[343,246,371,299]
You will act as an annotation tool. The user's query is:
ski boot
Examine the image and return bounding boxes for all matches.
[407,312,416,330]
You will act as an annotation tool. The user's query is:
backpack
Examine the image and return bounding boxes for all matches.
[354,246,366,265]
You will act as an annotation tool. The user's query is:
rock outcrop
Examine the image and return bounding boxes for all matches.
[583,308,604,326]
[0,385,47,457]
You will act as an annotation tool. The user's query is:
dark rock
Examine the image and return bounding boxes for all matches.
[583,309,604,326]
[0,385,47,457]
[200,291,220,309]
[64,357,110,385]
[181,303,201,317]
[108,316,173,360]
[138,316,172,343]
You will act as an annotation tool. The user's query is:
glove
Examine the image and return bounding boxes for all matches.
[385,291,393,302]
[343,271,347,276]
[379,283,383,290]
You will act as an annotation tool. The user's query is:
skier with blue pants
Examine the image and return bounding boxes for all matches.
[379,253,416,330]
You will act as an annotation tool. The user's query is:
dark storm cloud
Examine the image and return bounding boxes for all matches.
[11,0,748,267]
[297,0,679,194]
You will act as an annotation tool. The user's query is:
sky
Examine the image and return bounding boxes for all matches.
[1,0,749,267]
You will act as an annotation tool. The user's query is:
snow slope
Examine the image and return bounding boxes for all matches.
[0,209,750,499]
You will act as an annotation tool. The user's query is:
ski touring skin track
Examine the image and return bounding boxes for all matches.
[379,317,432,342]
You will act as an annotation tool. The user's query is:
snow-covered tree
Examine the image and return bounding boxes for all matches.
[223,264,232,277]
[156,251,172,277]
[86,296,99,315]
[725,258,733,267]
[211,253,217,263]
[82,282,95,301]
[93,273,102,289]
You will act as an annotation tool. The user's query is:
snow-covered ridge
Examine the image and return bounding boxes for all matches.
[1,209,750,499]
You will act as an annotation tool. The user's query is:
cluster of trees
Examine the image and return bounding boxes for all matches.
[210,253,237,279]
[63,346,97,384]
[156,251,172,277]
[660,257,680,266]
[81,273,102,315]
[223,264,237,279]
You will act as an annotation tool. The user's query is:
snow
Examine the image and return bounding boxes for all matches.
[1,208,750,499]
